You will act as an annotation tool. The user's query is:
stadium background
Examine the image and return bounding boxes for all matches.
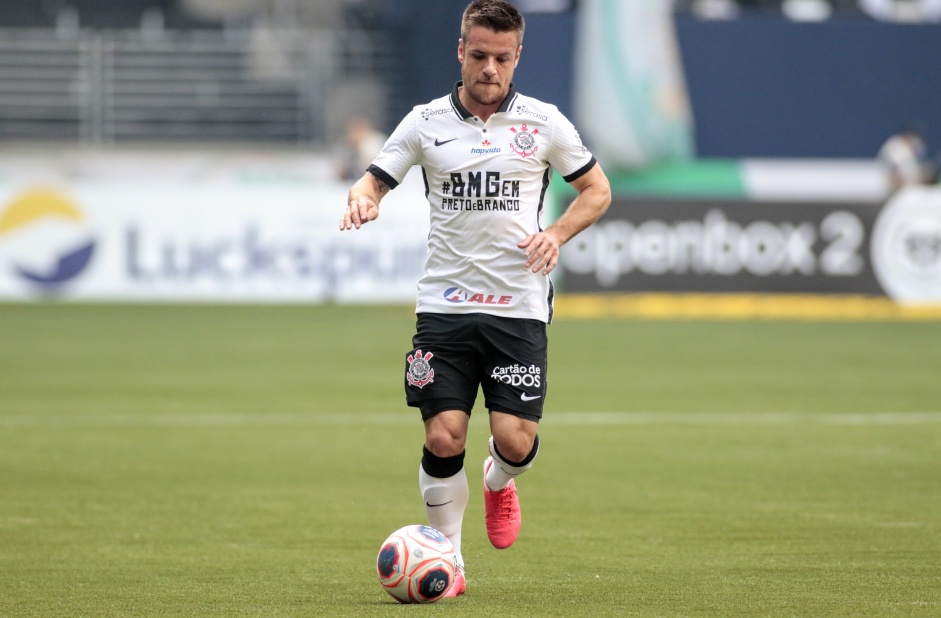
[2,3,941,617]
[1,0,940,313]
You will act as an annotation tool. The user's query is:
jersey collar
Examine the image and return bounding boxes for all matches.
[450,81,517,120]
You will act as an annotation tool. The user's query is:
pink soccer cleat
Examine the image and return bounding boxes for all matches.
[442,567,466,598]
[483,456,521,549]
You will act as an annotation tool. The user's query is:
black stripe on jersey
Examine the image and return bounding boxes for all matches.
[562,157,597,184]
[420,167,430,198]
[547,277,555,324]
[366,164,399,190]
[538,164,555,324]
[497,88,518,113]
[450,82,472,119]
[450,81,518,119]
[536,167,551,232]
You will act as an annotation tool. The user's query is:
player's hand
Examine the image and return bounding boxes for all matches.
[518,231,562,276]
[340,195,379,230]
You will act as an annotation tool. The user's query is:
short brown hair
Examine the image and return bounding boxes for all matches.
[461,0,525,46]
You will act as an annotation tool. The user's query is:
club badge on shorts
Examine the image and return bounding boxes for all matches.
[406,349,435,388]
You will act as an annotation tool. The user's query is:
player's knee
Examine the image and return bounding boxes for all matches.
[425,434,464,458]
[424,425,466,458]
[490,412,538,463]
[492,433,535,464]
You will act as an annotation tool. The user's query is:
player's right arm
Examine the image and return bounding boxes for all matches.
[340,106,421,231]
[341,171,390,230]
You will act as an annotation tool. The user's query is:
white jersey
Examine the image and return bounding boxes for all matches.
[369,82,596,323]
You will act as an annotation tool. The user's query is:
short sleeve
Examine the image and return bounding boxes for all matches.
[368,110,422,190]
[548,111,596,183]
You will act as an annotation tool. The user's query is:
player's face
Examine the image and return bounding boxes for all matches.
[458,25,521,109]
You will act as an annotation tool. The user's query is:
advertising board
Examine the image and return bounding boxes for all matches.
[559,188,941,305]
[0,172,430,303]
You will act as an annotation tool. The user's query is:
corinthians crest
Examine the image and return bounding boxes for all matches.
[406,349,435,388]
[509,124,539,158]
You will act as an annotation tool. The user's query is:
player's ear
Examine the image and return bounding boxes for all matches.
[458,38,465,63]
[514,45,522,67]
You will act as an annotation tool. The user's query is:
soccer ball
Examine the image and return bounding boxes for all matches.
[376,524,456,603]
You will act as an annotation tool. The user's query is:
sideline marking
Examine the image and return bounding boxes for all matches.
[3,411,941,428]
[550,411,941,426]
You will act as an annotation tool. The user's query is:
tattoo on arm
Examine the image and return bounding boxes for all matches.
[376,179,390,197]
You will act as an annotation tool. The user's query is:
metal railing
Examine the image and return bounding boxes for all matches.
[0,27,390,146]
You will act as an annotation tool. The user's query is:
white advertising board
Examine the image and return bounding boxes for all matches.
[0,171,429,303]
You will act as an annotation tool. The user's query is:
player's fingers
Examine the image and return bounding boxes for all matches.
[528,234,558,264]
[525,234,550,260]
[531,247,554,274]
[349,199,365,229]
[533,236,561,274]
[341,205,353,230]
[541,252,559,276]
[523,239,540,268]
[525,241,547,271]
[341,201,357,230]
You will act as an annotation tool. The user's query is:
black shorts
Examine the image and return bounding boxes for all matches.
[404,312,547,422]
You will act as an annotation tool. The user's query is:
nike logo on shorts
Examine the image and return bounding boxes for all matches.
[520,393,542,401]
[434,137,458,146]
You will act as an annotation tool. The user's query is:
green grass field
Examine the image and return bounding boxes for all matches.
[1,304,940,617]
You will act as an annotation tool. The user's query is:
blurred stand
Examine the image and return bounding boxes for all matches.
[574,0,695,169]
[333,116,387,181]
[0,0,938,153]
[0,0,388,149]
[877,125,937,191]
[858,0,941,21]
[674,0,941,20]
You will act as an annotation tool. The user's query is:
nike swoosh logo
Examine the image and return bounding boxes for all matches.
[521,393,542,401]
[434,138,458,146]
[426,500,454,508]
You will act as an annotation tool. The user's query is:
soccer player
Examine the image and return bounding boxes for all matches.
[340,0,610,598]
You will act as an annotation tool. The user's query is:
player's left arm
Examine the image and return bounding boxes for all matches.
[519,162,611,275]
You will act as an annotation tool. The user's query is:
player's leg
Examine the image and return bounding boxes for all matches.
[478,315,547,549]
[420,409,470,561]
[419,408,470,597]
[487,411,539,489]
[405,314,479,596]
[482,412,539,549]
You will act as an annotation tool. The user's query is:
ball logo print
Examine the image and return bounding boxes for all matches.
[0,188,96,291]
[376,525,456,604]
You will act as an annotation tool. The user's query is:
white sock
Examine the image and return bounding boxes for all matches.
[419,465,468,569]
[486,434,540,491]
